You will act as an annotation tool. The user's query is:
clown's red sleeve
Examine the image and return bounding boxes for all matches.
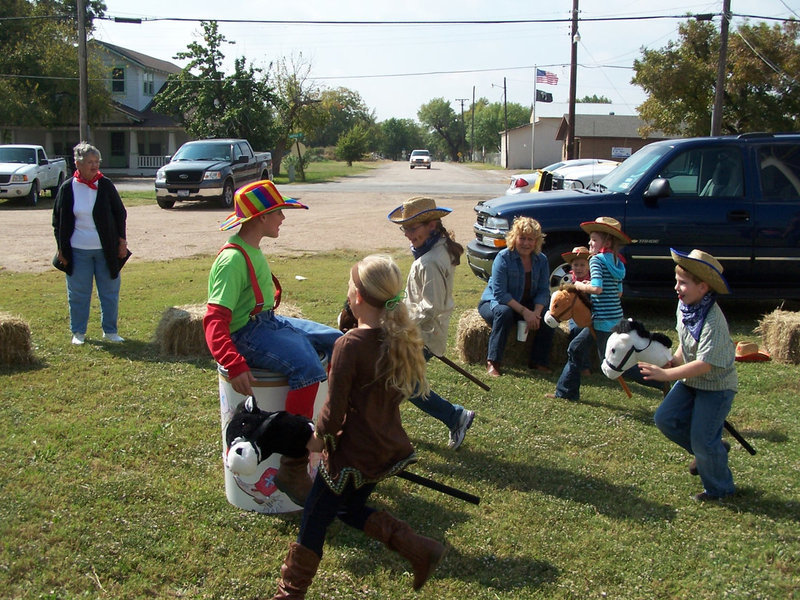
[203,303,250,379]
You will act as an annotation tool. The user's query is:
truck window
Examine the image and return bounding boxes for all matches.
[657,147,743,197]
[235,143,253,159]
[758,145,800,199]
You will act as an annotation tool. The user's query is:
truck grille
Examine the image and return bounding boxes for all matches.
[166,170,203,184]
[0,175,10,184]
[476,213,487,227]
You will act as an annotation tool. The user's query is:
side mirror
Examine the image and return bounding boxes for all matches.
[236,155,249,164]
[644,178,672,200]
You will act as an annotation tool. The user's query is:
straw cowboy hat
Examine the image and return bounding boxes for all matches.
[670,248,731,294]
[735,341,771,362]
[387,196,451,225]
[580,216,632,244]
[561,245,590,263]
[220,180,308,231]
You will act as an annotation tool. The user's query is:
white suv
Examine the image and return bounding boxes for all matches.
[409,149,432,169]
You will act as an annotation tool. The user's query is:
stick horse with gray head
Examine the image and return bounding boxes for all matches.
[602,318,755,455]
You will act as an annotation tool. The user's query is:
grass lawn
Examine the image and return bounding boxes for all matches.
[1,251,798,599]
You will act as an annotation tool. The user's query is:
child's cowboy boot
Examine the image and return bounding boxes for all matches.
[363,510,447,591]
[275,452,313,506]
[272,542,320,599]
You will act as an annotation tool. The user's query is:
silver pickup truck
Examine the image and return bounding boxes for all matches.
[0,145,69,206]
[154,139,273,209]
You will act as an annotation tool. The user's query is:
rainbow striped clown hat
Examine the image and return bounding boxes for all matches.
[220,180,308,231]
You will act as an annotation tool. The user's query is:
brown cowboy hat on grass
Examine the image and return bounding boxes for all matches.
[735,341,771,362]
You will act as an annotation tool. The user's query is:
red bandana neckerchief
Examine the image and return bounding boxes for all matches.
[74,170,103,190]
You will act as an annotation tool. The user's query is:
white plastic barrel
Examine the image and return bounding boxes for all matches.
[218,363,327,514]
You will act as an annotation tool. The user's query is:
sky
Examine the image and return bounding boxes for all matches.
[92,0,800,123]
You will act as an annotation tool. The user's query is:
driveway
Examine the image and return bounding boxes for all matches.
[0,161,509,273]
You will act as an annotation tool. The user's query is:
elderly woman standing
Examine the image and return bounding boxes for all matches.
[53,142,128,345]
[478,216,554,377]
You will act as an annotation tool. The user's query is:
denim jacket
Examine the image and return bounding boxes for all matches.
[479,248,550,309]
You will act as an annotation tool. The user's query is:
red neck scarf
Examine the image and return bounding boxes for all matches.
[74,170,103,190]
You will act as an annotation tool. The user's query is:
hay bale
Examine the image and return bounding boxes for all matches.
[154,301,307,357]
[455,308,572,368]
[756,309,800,365]
[0,312,35,366]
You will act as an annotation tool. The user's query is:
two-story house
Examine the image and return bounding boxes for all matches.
[2,40,189,175]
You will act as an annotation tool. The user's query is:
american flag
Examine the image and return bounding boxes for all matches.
[536,69,559,85]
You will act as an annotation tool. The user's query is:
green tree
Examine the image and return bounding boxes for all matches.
[632,19,800,136]
[378,118,425,160]
[418,98,462,161]
[306,87,375,148]
[270,53,325,177]
[0,0,110,137]
[578,94,612,104]
[336,123,369,166]
[154,21,277,151]
[468,98,530,155]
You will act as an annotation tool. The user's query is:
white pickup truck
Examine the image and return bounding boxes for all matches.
[0,145,69,206]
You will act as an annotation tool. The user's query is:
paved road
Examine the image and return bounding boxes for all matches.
[1,161,511,273]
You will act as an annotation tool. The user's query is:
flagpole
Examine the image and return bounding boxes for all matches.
[531,68,537,170]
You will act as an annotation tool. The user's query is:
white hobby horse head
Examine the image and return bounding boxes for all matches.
[602,319,673,380]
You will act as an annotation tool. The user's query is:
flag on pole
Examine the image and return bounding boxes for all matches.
[536,69,559,85]
[536,89,553,103]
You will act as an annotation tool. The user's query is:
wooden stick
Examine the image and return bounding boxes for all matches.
[724,420,757,455]
[431,352,491,391]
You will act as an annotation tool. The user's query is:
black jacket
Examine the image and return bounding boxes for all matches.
[52,177,127,278]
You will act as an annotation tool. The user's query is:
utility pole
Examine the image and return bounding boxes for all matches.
[710,0,731,136]
[455,97,469,161]
[503,77,508,168]
[567,0,579,159]
[471,85,475,161]
[77,0,89,142]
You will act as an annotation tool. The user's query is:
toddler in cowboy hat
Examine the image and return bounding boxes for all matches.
[561,245,592,375]
[548,217,645,400]
[204,180,343,506]
[639,248,738,502]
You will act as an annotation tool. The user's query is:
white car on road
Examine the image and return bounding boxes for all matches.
[409,149,432,169]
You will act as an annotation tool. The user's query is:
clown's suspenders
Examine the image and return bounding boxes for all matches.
[218,243,282,318]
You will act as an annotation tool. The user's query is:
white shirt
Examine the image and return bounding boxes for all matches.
[69,179,102,250]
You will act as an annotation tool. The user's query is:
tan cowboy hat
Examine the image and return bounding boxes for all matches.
[580,216,632,244]
[670,248,731,294]
[561,245,590,263]
[387,196,451,225]
[735,341,771,362]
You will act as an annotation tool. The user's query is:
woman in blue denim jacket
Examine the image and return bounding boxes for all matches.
[478,217,554,377]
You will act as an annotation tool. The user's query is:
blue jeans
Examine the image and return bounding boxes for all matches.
[299,473,376,557]
[66,247,121,335]
[654,381,735,497]
[231,312,341,390]
[407,349,465,430]
[478,300,554,366]
[555,327,662,400]
[568,320,592,372]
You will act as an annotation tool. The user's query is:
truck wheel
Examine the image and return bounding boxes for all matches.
[547,244,577,293]
[27,180,39,206]
[157,198,175,209]
[220,180,235,209]
[49,173,64,197]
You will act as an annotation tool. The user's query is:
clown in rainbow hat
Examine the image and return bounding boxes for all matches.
[204,180,342,507]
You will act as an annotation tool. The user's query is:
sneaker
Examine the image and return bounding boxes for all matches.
[693,491,734,502]
[71,333,85,345]
[102,332,125,343]
[448,409,475,450]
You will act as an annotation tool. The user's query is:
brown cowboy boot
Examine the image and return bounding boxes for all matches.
[272,542,320,599]
[275,453,313,506]
[363,510,447,591]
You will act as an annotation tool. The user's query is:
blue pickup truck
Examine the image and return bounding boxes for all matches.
[466,134,800,299]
